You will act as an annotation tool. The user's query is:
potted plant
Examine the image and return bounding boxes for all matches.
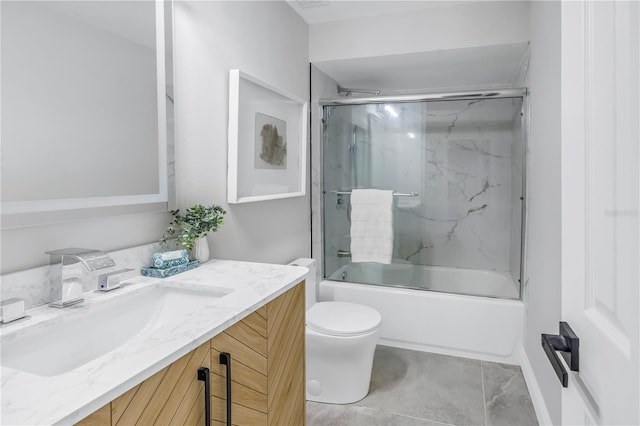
[160,204,226,262]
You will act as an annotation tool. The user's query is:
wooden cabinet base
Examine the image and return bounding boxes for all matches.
[210,282,305,426]
[75,404,110,426]
[75,281,305,426]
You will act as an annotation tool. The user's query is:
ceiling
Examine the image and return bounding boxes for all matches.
[287,0,475,25]
[314,42,530,93]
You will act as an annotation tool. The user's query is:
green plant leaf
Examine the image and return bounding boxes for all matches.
[159,203,227,253]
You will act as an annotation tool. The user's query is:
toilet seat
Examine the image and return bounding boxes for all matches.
[307,302,382,337]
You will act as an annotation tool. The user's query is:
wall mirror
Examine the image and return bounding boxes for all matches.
[1,0,175,228]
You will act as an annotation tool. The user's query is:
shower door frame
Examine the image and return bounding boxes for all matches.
[319,88,527,106]
[317,87,529,300]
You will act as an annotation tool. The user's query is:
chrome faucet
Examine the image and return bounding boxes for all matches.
[46,248,115,308]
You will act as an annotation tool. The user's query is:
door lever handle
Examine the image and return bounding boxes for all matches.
[542,321,579,387]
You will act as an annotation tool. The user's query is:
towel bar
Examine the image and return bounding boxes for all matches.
[329,190,419,197]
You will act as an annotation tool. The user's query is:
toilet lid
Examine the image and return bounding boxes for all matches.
[307,302,382,336]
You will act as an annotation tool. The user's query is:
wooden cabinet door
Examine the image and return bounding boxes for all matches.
[210,306,269,425]
[75,404,110,426]
[210,281,305,426]
[111,343,210,426]
[266,281,305,426]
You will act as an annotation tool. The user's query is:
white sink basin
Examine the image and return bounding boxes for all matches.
[1,283,232,377]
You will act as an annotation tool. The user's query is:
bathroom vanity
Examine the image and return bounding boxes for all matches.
[0,260,307,425]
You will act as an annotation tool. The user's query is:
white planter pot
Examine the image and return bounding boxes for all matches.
[192,236,210,263]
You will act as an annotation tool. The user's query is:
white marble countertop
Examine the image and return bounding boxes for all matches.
[0,259,308,425]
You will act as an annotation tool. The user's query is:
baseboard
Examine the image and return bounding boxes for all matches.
[520,346,553,425]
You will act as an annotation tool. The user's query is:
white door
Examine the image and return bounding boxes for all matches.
[560,1,639,425]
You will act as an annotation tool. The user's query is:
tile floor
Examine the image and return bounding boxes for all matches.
[307,345,538,426]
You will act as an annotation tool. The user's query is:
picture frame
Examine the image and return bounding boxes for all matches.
[227,69,308,204]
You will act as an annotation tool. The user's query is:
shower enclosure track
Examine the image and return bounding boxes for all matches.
[329,190,419,197]
[320,87,527,106]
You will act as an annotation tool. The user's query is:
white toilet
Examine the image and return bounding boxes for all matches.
[290,258,382,404]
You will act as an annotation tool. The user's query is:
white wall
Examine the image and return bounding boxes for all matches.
[1,0,310,276]
[309,1,530,62]
[1,213,169,274]
[0,1,169,275]
[523,1,562,424]
[174,1,310,264]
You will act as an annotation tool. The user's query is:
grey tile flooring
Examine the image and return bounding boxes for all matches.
[307,345,539,426]
[482,362,538,426]
[307,404,444,426]
[359,346,486,425]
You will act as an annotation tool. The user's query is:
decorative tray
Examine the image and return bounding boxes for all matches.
[141,260,200,278]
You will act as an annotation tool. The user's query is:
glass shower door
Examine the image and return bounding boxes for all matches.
[322,102,426,278]
[322,97,525,300]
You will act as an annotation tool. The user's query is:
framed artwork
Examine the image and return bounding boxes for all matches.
[227,69,307,204]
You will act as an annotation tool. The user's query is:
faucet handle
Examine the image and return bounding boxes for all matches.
[98,268,136,292]
[1,298,26,324]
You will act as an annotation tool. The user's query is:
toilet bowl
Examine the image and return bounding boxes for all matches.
[290,258,382,404]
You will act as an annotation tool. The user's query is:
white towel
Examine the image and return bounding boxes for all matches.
[350,189,394,264]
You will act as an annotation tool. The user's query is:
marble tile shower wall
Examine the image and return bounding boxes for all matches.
[322,98,524,277]
[402,98,523,271]
[0,242,162,310]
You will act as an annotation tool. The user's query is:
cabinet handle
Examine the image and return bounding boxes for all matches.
[197,367,211,426]
[219,352,232,426]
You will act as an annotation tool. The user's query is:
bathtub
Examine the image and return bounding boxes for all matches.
[328,262,520,299]
[319,263,524,364]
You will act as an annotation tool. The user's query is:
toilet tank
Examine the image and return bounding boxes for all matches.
[289,258,316,310]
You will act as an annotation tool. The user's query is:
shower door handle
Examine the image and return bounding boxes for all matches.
[337,250,351,258]
[541,322,579,387]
